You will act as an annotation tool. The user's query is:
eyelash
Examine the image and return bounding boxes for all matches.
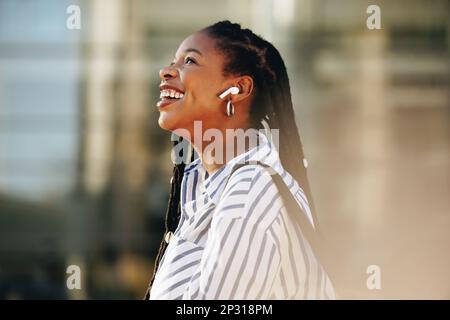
[169,57,197,67]
[185,57,196,65]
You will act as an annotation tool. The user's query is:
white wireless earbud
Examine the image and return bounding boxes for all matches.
[219,86,239,100]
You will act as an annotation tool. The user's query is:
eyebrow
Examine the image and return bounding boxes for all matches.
[184,48,202,56]
[171,48,203,65]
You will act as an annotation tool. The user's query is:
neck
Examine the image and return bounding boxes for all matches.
[189,127,259,176]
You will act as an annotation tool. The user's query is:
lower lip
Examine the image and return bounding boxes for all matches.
[157,97,183,109]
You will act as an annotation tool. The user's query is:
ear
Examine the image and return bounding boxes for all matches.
[230,75,254,103]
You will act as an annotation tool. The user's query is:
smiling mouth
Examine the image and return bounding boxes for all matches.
[157,88,185,109]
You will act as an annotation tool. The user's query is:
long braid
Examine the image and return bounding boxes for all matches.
[145,138,192,298]
[265,42,320,228]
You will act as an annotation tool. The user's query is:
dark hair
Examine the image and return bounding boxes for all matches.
[146,20,318,296]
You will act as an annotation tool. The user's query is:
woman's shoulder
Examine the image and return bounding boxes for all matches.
[216,163,284,226]
[222,163,272,193]
[226,163,280,190]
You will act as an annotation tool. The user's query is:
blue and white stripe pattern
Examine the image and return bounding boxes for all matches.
[149,132,335,299]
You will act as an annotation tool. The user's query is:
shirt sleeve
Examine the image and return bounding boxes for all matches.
[182,168,282,299]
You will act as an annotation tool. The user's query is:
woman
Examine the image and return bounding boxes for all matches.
[146,21,335,300]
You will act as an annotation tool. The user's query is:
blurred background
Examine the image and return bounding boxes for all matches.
[0,0,448,299]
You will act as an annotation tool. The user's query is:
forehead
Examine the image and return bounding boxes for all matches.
[174,31,222,62]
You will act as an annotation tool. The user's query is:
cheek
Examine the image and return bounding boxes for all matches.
[157,69,225,133]
[184,76,222,116]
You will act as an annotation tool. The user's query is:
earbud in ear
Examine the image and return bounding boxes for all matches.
[219,86,239,100]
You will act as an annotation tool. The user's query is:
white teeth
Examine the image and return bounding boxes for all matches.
[160,89,184,99]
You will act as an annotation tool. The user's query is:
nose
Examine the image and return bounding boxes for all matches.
[159,65,178,80]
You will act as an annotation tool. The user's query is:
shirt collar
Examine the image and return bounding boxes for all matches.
[182,131,315,228]
[185,131,285,205]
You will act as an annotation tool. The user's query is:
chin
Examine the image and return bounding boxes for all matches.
[157,99,188,131]
[158,112,176,131]
[158,112,187,135]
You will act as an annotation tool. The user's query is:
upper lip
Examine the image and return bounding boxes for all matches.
[159,83,185,94]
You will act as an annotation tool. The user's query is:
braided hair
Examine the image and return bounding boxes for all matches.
[145,20,318,298]
[204,21,316,217]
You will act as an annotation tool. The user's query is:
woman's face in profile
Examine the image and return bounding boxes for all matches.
[157,31,230,135]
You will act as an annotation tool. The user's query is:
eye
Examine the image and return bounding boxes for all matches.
[185,57,197,65]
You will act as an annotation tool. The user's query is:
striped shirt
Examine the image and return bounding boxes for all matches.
[149,132,335,300]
